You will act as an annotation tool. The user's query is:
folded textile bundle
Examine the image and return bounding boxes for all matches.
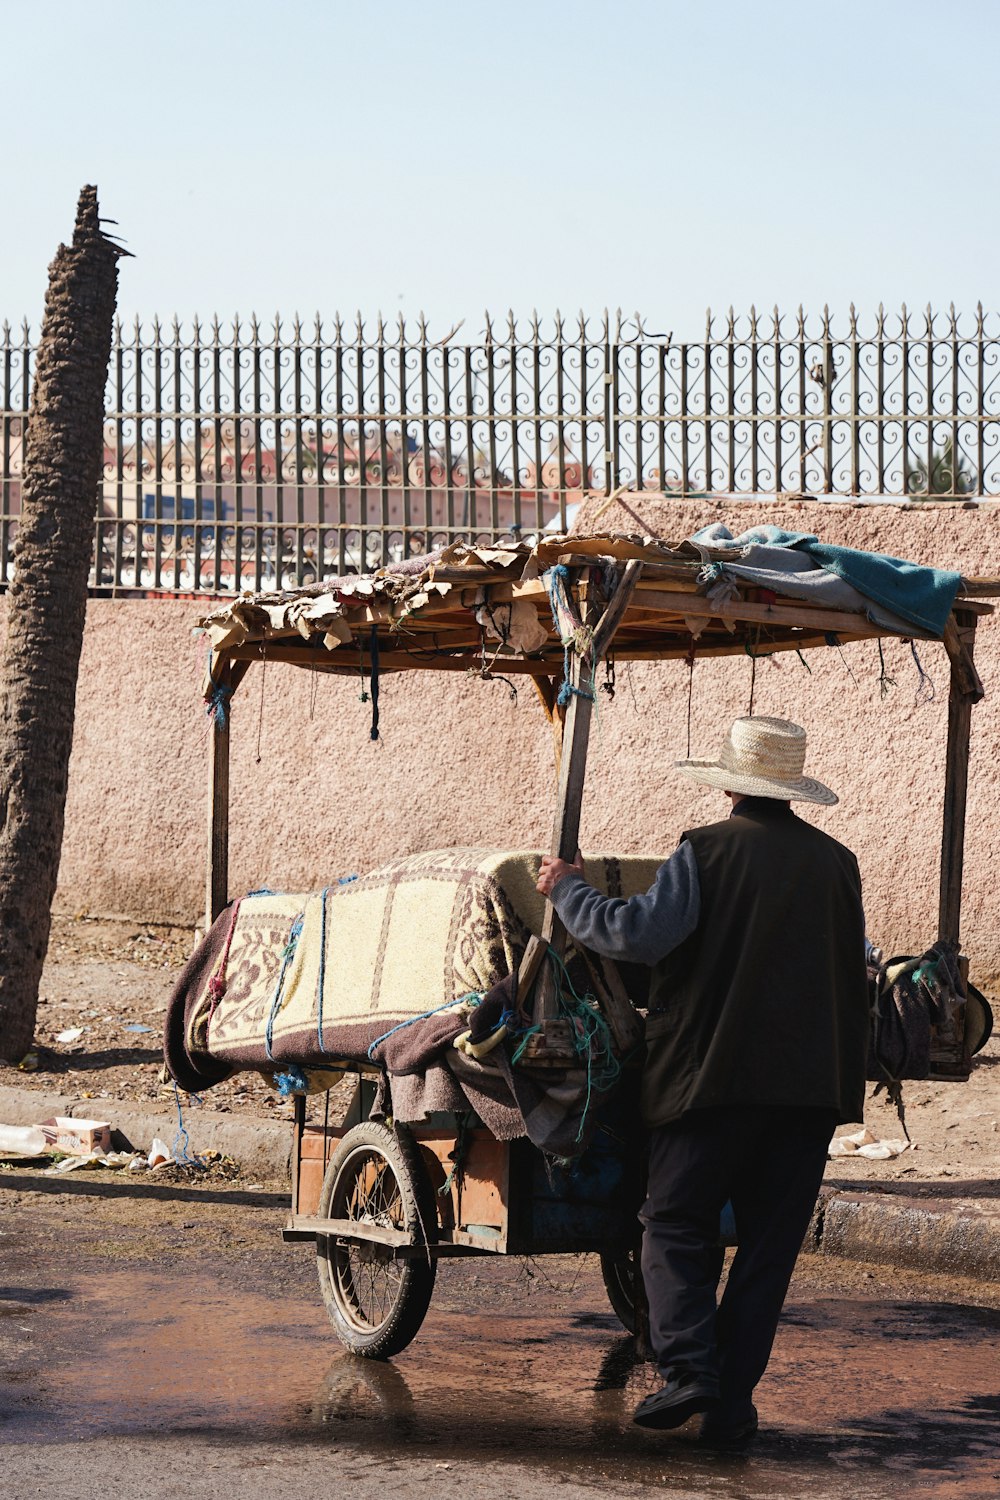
[164,847,662,1150]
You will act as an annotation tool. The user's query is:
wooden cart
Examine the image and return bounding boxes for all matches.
[198,530,997,1357]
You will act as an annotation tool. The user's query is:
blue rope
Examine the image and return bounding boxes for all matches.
[544,564,596,708]
[510,1023,542,1063]
[542,948,620,1144]
[366,993,481,1062]
[205,681,232,730]
[315,887,332,1053]
[274,1064,309,1098]
[171,1081,204,1166]
[264,912,304,1061]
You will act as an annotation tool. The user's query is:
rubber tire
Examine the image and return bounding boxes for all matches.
[316,1121,438,1359]
[600,1248,637,1334]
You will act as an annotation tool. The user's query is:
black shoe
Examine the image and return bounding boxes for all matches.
[633,1373,720,1430]
[699,1400,758,1446]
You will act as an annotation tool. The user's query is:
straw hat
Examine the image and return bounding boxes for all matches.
[675,716,838,806]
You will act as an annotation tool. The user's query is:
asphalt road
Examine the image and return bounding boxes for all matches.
[1,1166,999,1499]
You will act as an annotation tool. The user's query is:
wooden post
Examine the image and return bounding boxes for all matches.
[527,560,644,1030]
[532,653,598,1020]
[204,655,248,932]
[531,675,566,777]
[938,609,981,947]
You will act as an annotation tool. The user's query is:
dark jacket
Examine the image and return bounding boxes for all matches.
[641,798,868,1128]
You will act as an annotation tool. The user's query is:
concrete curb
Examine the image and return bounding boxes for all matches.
[809,1187,1000,1283]
[0,1085,291,1180]
[4,1085,999,1282]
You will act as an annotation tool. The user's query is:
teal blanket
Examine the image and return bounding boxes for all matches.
[691,524,961,637]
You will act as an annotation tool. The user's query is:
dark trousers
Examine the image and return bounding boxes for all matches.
[639,1105,836,1398]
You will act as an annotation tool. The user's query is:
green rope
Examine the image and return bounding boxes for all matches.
[543,948,621,1144]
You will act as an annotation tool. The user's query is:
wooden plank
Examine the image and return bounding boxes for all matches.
[530,562,644,1026]
[531,675,566,778]
[290,1094,305,1216]
[532,569,601,1024]
[623,586,937,639]
[205,658,233,929]
[219,626,885,680]
[577,949,645,1056]
[943,614,984,701]
[224,642,566,675]
[939,610,979,945]
[288,1215,413,1248]
[592,558,644,656]
[462,572,701,608]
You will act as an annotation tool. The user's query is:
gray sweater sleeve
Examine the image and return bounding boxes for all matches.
[548,841,701,965]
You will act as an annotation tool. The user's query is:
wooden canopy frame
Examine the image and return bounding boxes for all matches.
[199,532,997,1041]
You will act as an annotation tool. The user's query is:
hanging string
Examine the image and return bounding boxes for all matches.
[469,622,518,702]
[826,633,859,688]
[357,635,370,704]
[685,648,696,756]
[172,1081,204,1167]
[877,638,897,700]
[746,643,757,716]
[308,667,318,722]
[908,640,935,704]
[255,633,267,764]
[368,625,381,740]
[795,648,813,674]
[623,660,639,714]
[599,652,616,699]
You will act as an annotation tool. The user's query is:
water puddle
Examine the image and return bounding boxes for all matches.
[1,1262,998,1498]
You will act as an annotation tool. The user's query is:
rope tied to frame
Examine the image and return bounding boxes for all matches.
[172,1081,205,1166]
[264,911,305,1061]
[540,948,621,1145]
[468,619,518,701]
[544,564,596,707]
[205,681,232,730]
[365,993,483,1063]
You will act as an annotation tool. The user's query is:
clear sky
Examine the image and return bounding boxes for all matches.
[4,0,997,340]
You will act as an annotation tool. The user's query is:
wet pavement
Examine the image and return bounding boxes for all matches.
[1,1175,999,1498]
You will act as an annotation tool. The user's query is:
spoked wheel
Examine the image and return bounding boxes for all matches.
[600,1248,637,1334]
[316,1121,438,1358]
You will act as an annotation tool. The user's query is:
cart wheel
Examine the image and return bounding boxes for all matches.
[316,1121,437,1359]
[600,1249,637,1334]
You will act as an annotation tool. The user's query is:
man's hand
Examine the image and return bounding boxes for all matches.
[536,852,585,897]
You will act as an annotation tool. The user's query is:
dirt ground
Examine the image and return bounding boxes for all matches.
[2,913,997,1190]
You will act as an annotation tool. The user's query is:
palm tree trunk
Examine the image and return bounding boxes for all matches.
[0,187,122,1063]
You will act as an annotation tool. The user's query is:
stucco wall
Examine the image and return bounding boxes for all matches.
[43,499,1000,980]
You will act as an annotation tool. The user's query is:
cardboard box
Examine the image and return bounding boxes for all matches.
[39,1117,112,1156]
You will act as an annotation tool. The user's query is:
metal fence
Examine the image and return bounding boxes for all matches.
[3,304,1000,596]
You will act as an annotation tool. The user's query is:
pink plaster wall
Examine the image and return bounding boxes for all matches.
[40,500,1000,981]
